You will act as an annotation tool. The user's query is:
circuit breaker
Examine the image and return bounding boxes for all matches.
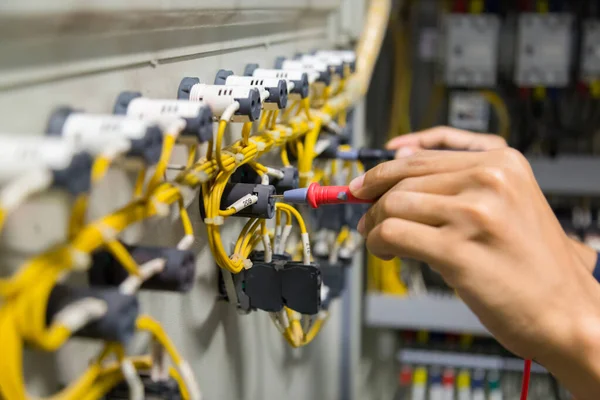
[448,92,490,132]
[581,19,600,83]
[442,14,500,88]
[515,13,574,87]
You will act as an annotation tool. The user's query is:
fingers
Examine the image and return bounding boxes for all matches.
[361,191,453,236]
[366,218,448,266]
[385,126,507,152]
[349,150,482,200]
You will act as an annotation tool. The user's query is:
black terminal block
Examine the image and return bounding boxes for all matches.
[320,263,346,309]
[89,245,196,293]
[249,251,292,264]
[52,152,93,196]
[45,284,138,344]
[114,91,213,143]
[105,374,182,400]
[243,262,283,312]
[46,106,164,166]
[281,262,321,315]
[199,182,276,219]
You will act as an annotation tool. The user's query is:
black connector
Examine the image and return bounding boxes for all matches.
[231,165,298,195]
[315,134,341,160]
[249,251,292,264]
[199,183,276,219]
[105,374,182,400]
[281,262,321,315]
[89,245,196,293]
[52,152,93,196]
[45,284,138,344]
[243,262,283,312]
[320,263,346,310]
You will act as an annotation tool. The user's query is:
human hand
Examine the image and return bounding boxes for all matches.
[386,126,507,157]
[350,148,600,399]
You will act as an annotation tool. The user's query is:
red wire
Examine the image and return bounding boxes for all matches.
[520,359,532,400]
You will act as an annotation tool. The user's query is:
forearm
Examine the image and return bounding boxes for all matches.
[570,238,598,274]
[538,279,600,400]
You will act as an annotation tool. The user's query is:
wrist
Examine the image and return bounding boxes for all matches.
[569,237,598,274]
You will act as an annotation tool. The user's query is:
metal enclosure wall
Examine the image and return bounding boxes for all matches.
[0,1,367,399]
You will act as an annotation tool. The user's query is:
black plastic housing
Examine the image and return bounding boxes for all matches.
[89,245,196,292]
[320,263,346,309]
[105,374,182,399]
[199,183,276,219]
[280,262,321,315]
[230,165,298,195]
[45,285,138,344]
[244,262,283,312]
[52,152,93,196]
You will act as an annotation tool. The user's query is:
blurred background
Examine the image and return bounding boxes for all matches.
[0,0,596,399]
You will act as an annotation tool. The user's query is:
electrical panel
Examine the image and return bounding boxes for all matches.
[515,13,574,87]
[442,14,500,88]
[448,92,490,132]
[581,19,600,82]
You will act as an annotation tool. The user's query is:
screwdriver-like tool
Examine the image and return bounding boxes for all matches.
[273,183,374,208]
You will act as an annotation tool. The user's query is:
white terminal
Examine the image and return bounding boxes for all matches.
[302,54,343,75]
[222,75,286,110]
[315,50,356,63]
[188,84,261,122]
[279,60,324,84]
[0,135,78,184]
[61,114,149,155]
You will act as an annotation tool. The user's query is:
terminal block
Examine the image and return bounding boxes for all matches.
[178,77,262,122]
[280,262,321,315]
[515,13,574,87]
[45,284,138,344]
[214,69,288,110]
[113,92,213,143]
[0,135,93,196]
[46,107,164,165]
[243,261,284,312]
[274,57,332,86]
[244,64,310,99]
[89,244,196,293]
[442,14,500,87]
[581,20,600,83]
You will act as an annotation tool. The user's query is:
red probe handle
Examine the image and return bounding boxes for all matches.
[306,183,373,208]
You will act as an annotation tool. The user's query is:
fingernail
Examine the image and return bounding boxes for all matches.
[349,175,365,193]
[396,147,414,158]
[357,216,365,235]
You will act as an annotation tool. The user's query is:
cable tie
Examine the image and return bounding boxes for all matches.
[298,171,314,179]
[249,138,266,152]
[69,248,92,271]
[204,216,224,226]
[150,197,170,217]
[195,170,210,183]
[269,130,281,140]
[243,259,253,270]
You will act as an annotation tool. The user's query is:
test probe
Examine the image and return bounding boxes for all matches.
[275,183,373,208]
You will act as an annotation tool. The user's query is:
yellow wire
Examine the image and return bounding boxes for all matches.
[480,90,511,140]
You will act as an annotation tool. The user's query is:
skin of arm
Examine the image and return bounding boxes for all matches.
[350,147,600,399]
[387,126,599,273]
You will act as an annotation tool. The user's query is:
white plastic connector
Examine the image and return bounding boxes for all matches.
[0,135,80,185]
[126,97,210,121]
[52,297,108,332]
[0,169,54,214]
[227,194,258,213]
[191,84,259,123]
